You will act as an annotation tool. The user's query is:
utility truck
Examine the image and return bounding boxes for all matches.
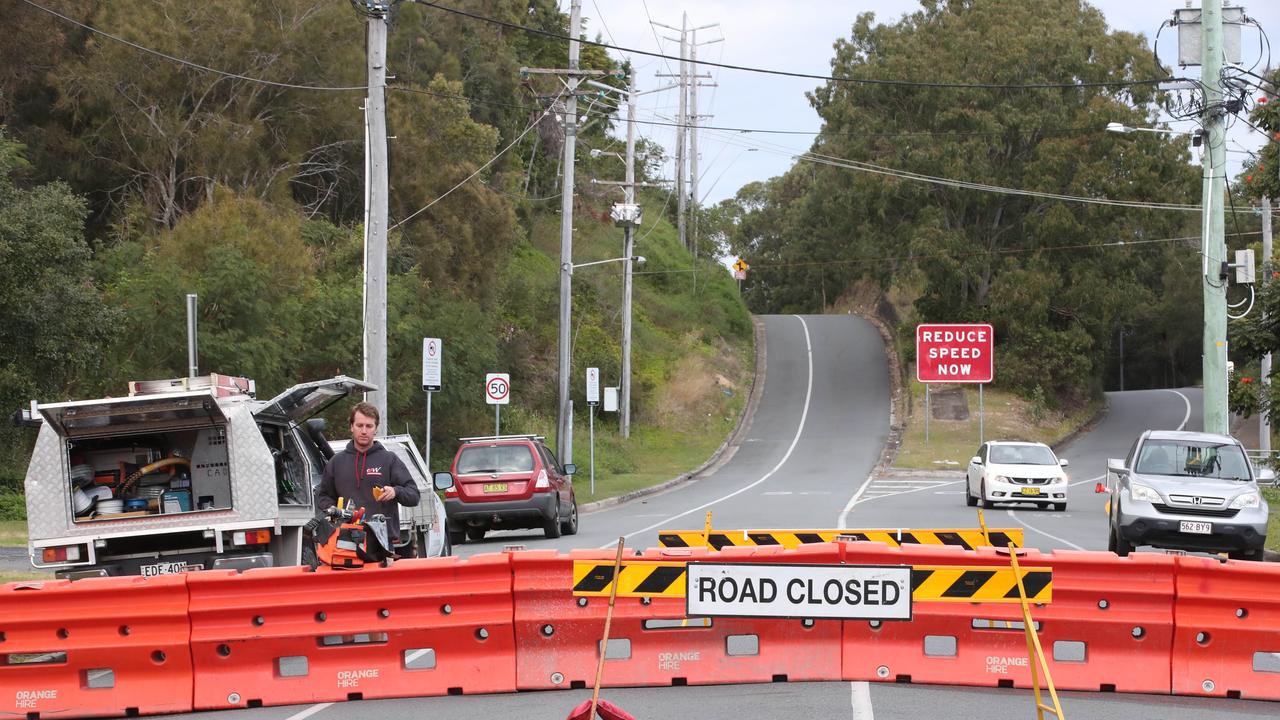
[21,373,450,578]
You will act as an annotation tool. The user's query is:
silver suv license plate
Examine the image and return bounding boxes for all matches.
[1179,521,1212,535]
[141,560,189,577]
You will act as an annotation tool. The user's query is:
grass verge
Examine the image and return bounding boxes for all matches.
[0,570,49,583]
[894,381,1101,470]
[1264,486,1280,552]
[0,520,26,547]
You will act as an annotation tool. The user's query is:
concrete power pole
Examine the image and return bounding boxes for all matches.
[1262,194,1273,452]
[621,75,637,439]
[676,13,688,251]
[689,28,721,261]
[557,0,583,462]
[1200,0,1229,436]
[362,7,390,433]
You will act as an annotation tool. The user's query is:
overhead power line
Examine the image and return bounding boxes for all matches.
[418,1,1175,91]
[17,0,367,91]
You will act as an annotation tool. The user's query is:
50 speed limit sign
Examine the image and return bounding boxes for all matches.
[485,373,510,405]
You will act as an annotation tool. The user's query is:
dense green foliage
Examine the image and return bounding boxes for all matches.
[0,0,750,501]
[721,0,1206,406]
[1229,69,1280,422]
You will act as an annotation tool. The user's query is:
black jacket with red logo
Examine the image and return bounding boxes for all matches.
[315,440,420,540]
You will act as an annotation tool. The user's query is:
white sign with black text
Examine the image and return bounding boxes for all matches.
[485,373,510,405]
[586,367,600,406]
[422,337,442,391]
[686,563,912,620]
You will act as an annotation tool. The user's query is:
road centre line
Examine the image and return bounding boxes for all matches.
[850,679,874,719]
[1004,509,1086,551]
[605,315,815,547]
[283,702,333,720]
[1165,388,1191,431]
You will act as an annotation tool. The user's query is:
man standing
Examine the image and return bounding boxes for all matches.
[315,401,420,541]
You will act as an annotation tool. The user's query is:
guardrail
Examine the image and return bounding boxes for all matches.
[3,542,1279,717]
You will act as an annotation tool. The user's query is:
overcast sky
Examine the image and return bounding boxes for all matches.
[579,1,1278,206]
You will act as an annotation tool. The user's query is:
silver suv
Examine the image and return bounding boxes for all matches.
[1106,430,1273,561]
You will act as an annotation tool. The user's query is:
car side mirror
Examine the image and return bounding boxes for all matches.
[971,456,983,465]
[1107,458,1125,473]
[432,471,454,491]
[563,463,577,476]
[1059,458,1069,467]
[1258,467,1277,484]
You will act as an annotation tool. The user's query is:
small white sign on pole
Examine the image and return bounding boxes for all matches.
[686,563,912,620]
[603,387,619,412]
[586,367,600,406]
[485,373,510,405]
[422,337,442,391]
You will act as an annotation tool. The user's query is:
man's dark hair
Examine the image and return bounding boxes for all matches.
[349,401,380,427]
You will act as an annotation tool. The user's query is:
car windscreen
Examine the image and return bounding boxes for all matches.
[989,445,1056,465]
[456,445,535,474]
[1135,440,1252,480]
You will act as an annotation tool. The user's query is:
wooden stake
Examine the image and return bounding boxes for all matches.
[589,537,626,719]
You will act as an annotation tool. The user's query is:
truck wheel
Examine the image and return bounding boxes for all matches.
[448,528,466,546]
[466,527,487,542]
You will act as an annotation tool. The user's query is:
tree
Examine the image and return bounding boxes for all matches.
[733,0,1202,403]
[0,128,116,476]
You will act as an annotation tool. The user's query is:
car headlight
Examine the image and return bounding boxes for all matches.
[1052,475,1068,485]
[1129,484,1161,503]
[1230,492,1261,509]
[994,475,1010,484]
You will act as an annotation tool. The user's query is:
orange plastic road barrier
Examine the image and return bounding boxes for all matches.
[187,554,516,710]
[513,544,844,690]
[838,541,1176,694]
[0,574,192,719]
[1172,556,1280,701]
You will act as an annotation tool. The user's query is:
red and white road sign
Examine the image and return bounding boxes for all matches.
[916,324,993,383]
[422,337,442,391]
[485,373,510,405]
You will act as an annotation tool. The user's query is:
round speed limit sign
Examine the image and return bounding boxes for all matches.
[485,373,510,405]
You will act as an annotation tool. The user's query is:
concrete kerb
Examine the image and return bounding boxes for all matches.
[579,316,768,514]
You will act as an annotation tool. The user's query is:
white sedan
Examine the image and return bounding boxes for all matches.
[965,441,1069,511]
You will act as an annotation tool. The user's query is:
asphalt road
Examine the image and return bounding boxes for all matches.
[453,313,891,556]
[78,316,1279,719]
[850,387,1205,553]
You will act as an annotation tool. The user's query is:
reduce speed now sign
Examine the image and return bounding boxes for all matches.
[916,323,993,383]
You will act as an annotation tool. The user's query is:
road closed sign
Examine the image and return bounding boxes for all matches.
[916,323,994,383]
[485,373,510,405]
[686,563,912,620]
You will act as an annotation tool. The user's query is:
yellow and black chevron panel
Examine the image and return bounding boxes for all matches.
[572,560,1051,603]
[571,561,688,597]
[910,565,1052,603]
[657,528,1023,551]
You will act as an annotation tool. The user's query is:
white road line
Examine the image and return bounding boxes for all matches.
[1068,473,1105,488]
[1164,389,1191,431]
[283,703,333,720]
[852,479,964,506]
[850,680,874,719]
[1004,509,1086,551]
[604,315,815,546]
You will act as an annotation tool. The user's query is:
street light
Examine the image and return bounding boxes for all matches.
[567,255,646,272]
[1106,122,1203,146]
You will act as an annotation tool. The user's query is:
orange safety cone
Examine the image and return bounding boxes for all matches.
[565,537,632,720]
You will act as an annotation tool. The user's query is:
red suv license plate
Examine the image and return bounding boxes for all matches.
[483,483,508,493]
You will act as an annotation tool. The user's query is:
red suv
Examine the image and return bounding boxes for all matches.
[442,434,579,544]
